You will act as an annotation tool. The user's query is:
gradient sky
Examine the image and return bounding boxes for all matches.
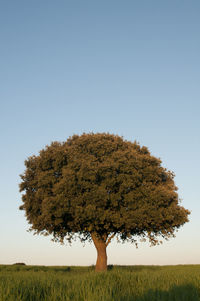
[0,0,199,266]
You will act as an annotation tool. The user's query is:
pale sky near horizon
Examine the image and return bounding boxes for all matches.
[0,0,200,266]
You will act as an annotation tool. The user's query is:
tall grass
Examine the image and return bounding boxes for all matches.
[0,265,200,300]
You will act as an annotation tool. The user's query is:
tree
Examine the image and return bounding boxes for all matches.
[19,133,190,271]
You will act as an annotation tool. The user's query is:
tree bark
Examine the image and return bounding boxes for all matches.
[91,233,107,272]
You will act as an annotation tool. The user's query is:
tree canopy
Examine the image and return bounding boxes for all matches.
[19,133,190,271]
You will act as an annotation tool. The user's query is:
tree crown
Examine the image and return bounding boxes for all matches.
[19,133,190,245]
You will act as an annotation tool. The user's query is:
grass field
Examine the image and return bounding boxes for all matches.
[0,264,200,301]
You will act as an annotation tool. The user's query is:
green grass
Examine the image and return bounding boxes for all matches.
[0,265,200,300]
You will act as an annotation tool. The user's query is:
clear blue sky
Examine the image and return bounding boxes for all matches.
[0,0,199,266]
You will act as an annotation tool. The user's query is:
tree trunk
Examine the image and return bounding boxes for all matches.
[91,233,107,272]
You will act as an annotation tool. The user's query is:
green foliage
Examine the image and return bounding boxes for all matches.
[0,265,200,300]
[19,133,190,245]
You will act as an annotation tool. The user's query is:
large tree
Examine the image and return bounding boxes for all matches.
[19,133,190,271]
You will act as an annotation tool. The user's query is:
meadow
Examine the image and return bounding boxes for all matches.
[0,264,200,301]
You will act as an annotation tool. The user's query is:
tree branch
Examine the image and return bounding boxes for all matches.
[106,233,115,246]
